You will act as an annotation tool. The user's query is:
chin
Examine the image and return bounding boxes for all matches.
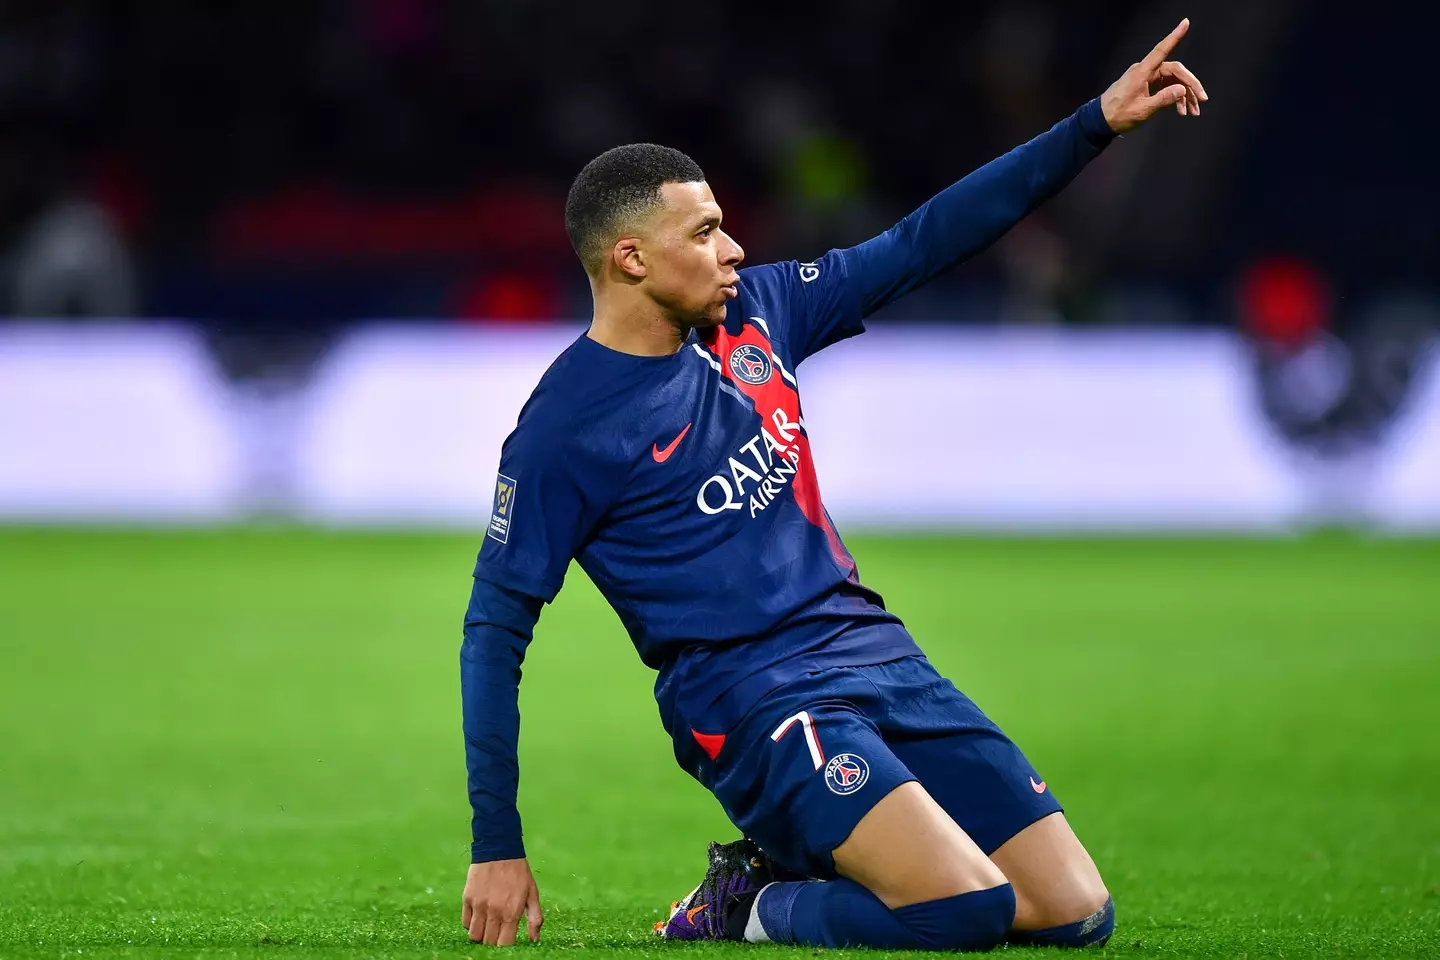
[694,303,728,328]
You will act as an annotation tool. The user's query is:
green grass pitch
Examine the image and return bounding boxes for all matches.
[1,528,1438,959]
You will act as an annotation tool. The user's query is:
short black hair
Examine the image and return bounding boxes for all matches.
[564,143,705,276]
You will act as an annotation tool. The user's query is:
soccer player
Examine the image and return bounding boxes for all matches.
[460,19,1206,950]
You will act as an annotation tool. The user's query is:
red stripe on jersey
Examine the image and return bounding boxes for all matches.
[701,323,854,575]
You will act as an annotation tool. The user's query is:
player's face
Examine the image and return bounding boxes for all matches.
[641,181,744,327]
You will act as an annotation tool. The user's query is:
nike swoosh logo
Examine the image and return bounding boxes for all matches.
[686,903,708,924]
[652,423,692,463]
[1030,776,1047,794]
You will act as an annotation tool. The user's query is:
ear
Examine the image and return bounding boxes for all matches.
[613,238,646,280]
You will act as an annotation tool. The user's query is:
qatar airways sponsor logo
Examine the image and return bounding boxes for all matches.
[696,407,804,519]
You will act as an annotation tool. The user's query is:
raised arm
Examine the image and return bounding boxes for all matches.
[847,18,1207,318]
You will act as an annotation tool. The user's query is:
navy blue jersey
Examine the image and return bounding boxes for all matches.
[463,97,1116,862]
[473,248,916,730]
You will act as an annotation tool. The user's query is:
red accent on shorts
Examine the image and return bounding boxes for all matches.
[692,729,727,761]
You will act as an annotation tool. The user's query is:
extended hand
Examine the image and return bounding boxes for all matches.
[462,858,544,945]
[1101,18,1209,134]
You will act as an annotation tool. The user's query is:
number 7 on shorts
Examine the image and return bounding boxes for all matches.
[771,710,825,770]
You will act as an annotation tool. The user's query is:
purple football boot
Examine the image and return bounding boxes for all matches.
[653,838,780,940]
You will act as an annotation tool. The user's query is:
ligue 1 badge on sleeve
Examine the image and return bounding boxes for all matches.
[488,473,517,544]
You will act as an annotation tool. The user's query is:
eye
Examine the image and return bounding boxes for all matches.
[698,225,713,238]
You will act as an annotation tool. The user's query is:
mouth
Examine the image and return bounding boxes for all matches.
[720,283,738,299]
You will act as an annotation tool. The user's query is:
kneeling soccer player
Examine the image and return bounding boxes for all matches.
[459,20,1207,950]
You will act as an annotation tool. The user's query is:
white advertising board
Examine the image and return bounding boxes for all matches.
[0,323,244,521]
[2,322,1437,531]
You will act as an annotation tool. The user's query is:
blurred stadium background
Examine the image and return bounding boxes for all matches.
[2,3,1438,958]
[2,1,1439,527]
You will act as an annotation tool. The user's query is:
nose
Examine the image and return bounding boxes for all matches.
[720,229,744,268]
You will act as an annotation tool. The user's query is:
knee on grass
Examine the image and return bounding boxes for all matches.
[1006,896,1115,949]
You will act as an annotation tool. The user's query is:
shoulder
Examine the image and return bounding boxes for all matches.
[734,249,859,358]
[503,336,645,472]
[738,249,852,299]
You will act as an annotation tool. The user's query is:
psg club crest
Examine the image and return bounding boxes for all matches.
[824,753,869,796]
[729,344,773,385]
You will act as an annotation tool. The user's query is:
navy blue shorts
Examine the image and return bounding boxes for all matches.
[680,655,1062,879]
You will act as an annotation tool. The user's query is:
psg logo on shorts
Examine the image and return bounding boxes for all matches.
[729,344,773,385]
[824,753,869,795]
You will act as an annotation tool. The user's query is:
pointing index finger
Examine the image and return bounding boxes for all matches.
[1142,18,1190,71]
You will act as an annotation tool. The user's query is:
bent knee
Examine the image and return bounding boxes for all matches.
[1016,874,1111,931]
[892,882,1016,952]
[1072,881,1113,923]
[1008,895,1115,949]
[1013,846,1111,932]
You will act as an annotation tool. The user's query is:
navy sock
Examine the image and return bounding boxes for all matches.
[754,878,1015,951]
[891,885,1016,951]
[754,878,911,947]
[1006,897,1115,948]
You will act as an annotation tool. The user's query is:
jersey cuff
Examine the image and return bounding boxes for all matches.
[472,838,527,863]
[1076,97,1116,147]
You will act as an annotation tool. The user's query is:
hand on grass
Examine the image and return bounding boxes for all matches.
[462,858,543,945]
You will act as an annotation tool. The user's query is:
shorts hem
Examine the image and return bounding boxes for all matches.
[976,799,1066,856]
[811,774,920,878]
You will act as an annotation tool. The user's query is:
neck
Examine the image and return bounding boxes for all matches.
[585,282,690,356]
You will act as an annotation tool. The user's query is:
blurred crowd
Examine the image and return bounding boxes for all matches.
[0,1,1435,339]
